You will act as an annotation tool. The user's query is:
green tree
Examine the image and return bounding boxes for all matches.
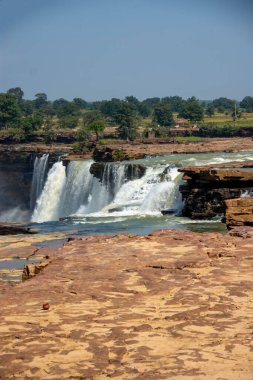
[125,96,140,110]
[212,97,235,112]
[98,98,122,119]
[112,102,138,140]
[7,87,24,102]
[161,96,185,113]
[34,93,48,110]
[153,103,174,127]
[88,119,105,141]
[83,110,102,125]
[53,98,77,117]
[0,93,21,129]
[59,115,79,129]
[240,96,253,112]
[179,97,204,122]
[205,104,215,117]
[73,97,88,110]
[74,125,92,152]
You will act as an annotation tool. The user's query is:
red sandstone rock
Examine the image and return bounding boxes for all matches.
[1,229,253,379]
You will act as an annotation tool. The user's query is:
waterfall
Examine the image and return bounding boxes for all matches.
[30,154,49,210]
[32,162,66,223]
[59,161,94,216]
[31,160,182,223]
[101,166,181,216]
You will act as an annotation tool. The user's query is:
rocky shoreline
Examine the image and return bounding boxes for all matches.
[1,136,253,163]
[179,160,253,227]
[1,139,253,378]
[1,228,253,378]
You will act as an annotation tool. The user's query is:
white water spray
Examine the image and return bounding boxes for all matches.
[30,154,49,210]
[32,162,66,222]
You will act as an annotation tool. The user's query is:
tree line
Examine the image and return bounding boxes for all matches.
[0,87,253,145]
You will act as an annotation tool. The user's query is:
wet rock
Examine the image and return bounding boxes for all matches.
[89,162,146,183]
[179,162,253,220]
[0,224,36,235]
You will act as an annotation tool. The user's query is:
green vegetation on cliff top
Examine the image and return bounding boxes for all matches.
[0,88,253,149]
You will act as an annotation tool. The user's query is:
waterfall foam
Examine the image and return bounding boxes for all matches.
[31,160,182,222]
[30,154,49,210]
[28,151,253,224]
[32,162,66,222]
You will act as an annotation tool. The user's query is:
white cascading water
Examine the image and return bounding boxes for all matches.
[32,162,66,222]
[31,160,182,222]
[58,160,94,216]
[29,152,253,223]
[99,166,181,217]
[30,154,49,210]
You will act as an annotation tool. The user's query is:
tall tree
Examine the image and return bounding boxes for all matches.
[205,104,215,117]
[34,93,48,111]
[179,97,204,122]
[212,97,235,112]
[161,96,185,113]
[73,97,88,109]
[7,87,24,102]
[112,102,138,140]
[153,103,174,126]
[240,96,253,112]
[88,119,105,141]
[0,93,21,129]
[53,98,77,117]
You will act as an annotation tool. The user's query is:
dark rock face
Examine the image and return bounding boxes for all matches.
[0,148,60,218]
[0,223,36,235]
[180,187,242,219]
[90,162,146,183]
[0,155,34,215]
[179,162,253,220]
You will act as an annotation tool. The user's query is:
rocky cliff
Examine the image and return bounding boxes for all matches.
[0,144,67,217]
[179,161,253,220]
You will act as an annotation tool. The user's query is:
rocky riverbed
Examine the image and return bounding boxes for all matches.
[1,228,253,379]
[1,137,253,165]
[91,137,253,161]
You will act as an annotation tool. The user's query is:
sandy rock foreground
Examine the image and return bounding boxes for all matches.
[1,228,253,379]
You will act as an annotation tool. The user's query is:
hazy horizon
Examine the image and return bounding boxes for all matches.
[0,0,253,101]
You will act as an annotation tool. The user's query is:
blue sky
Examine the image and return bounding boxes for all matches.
[0,0,252,101]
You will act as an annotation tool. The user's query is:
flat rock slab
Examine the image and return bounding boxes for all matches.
[0,224,36,235]
[1,229,253,379]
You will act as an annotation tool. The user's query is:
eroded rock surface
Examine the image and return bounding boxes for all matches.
[92,137,253,161]
[226,197,253,228]
[180,161,253,219]
[1,229,253,379]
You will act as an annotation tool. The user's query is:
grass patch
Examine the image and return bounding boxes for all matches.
[203,112,253,128]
